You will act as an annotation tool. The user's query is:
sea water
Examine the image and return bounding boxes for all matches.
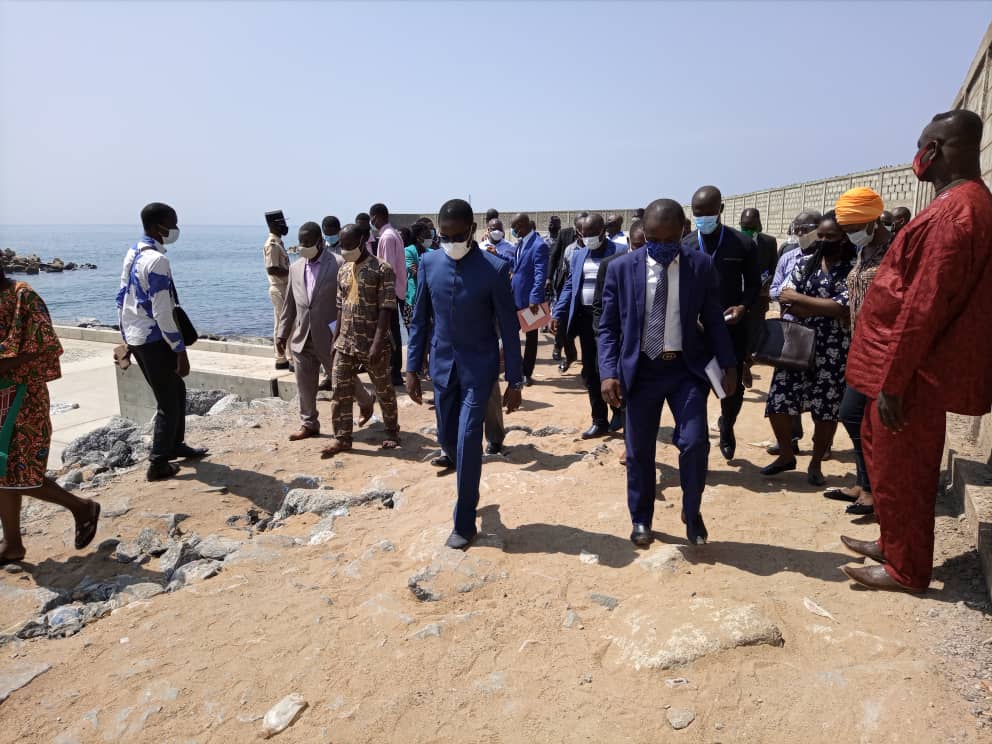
[0,225,293,337]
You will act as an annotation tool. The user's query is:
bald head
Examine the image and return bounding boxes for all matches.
[917,109,983,186]
[338,224,367,252]
[606,213,623,235]
[691,186,723,218]
[643,199,686,243]
[740,208,762,233]
[892,206,912,234]
[581,213,605,238]
[511,213,532,237]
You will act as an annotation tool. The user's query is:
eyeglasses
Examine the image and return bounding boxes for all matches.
[793,223,819,236]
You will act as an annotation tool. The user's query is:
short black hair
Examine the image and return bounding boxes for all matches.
[400,226,413,246]
[141,202,176,231]
[300,221,321,238]
[932,108,983,147]
[439,198,474,223]
[369,203,389,220]
[321,215,340,234]
[355,212,371,222]
[485,208,499,221]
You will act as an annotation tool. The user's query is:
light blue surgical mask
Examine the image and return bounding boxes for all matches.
[325,234,340,247]
[695,215,720,235]
[510,228,519,240]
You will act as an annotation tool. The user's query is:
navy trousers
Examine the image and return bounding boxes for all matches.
[434,365,494,537]
[625,354,710,530]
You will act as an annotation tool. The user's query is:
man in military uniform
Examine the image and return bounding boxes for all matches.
[321,224,400,456]
[263,210,292,370]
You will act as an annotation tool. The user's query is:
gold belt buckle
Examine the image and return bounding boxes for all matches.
[661,352,677,361]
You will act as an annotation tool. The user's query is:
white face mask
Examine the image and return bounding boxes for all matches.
[342,247,362,262]
[846,225,874,249]
[298,243,319,260]
[583,235,602,251]
[797,232,818,251]
[442,241,472,260]
[162,227,180,245]
[489,229,504,242]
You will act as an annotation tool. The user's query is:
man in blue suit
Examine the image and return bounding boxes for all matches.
[551,214,626,438]
[406,199,524,550]
[509,213,549,386]
[599,199,737,547]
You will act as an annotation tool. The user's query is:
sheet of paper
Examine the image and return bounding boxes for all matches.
[705,356,727,400]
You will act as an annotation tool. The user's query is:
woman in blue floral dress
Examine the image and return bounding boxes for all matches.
[761,214,855,486]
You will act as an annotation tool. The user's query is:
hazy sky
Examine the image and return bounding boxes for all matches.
[1,1,989,225]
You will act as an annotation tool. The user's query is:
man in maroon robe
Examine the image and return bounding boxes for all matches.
[841,109,992,592]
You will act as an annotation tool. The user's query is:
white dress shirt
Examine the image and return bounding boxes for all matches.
[642,253,682,352]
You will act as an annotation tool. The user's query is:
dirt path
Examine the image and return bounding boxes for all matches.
[1,341,990,743]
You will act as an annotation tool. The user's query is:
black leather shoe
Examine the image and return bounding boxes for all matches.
[630,524,652,547]
[846,502,875,516]
[687,514,708,545]
[552,348,562,362]
[523,376,534,387]
[485,442,503,455]
[718,417,736,461]
[609,408,625,432]
[146,461,180,482]
[445,529,477,550]
[558,360,570,373]
[275,360,291,370]
[431,454,455,469]
[581,423,609,439]
[807,469,826,487]
[760,459,797,476]
[171,443,208,460]
[317,377,333,391]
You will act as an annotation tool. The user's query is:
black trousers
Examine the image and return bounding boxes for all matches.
[719,327,748,430]
[130,339,186,464]
[389,301,404,382]
[574,306,608,425]
[839,385,871,492]
[522,329,539,378]
[554,316,577,362]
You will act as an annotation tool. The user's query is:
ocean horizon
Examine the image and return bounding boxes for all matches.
[0,224,307,337]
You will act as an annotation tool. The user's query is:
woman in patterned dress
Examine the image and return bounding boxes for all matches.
[0,263,100,563]
[761,214,856,486]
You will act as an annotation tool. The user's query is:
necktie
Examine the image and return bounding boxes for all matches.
[642,262,668,359]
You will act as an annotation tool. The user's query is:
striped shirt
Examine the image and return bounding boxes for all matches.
[117,237,185,352]
[847,243,889,328]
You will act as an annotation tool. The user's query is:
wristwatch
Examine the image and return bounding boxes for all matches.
[510,380,525,391]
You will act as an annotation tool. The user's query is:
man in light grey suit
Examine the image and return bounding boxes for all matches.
[277,222,371,440]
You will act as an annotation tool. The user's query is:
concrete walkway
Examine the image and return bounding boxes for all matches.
[48,339,120,467]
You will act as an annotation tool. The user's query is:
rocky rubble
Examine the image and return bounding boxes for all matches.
[1,247,97,274]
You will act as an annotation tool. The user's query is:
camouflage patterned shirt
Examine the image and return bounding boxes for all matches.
[334,255,397,357]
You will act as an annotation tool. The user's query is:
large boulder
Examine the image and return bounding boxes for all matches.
[185,389,230,416]
[61,416,147,467]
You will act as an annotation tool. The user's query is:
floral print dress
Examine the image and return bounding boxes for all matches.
[0,281,63,489]
[765,255,853,422]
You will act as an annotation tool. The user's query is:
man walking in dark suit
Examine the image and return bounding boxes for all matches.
[600,199,737,547]
[509,213,549,386]
[407,199,524,550]
[739,207,778,386]
[685,186,760,461]
[551,214,626,438]
[548,212,587,367]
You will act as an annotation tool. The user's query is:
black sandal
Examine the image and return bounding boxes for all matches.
[846,502,875,516]
[74,501,101,550]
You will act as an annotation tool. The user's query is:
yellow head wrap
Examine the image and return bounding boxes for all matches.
[835,187,884,225]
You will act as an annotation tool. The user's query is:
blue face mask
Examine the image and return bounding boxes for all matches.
[510,228,519,240]
[325,234,340,247]
[644,241,681,266]
[694,215,720,235]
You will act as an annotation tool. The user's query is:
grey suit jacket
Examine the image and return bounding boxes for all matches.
[276,250,344,358]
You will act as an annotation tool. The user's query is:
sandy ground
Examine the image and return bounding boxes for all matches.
[1,336,991,743]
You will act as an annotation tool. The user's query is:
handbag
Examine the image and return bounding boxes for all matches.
[752,316,816,371]
[0,378,28,478]
[170,283,199,347]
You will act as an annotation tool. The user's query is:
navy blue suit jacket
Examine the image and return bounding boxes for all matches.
[407,246,523,389]
[597,246,737,394]
[552,239,626,333]
[510,231,549,309]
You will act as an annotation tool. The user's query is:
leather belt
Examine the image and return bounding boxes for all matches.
[660,351,681,361]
